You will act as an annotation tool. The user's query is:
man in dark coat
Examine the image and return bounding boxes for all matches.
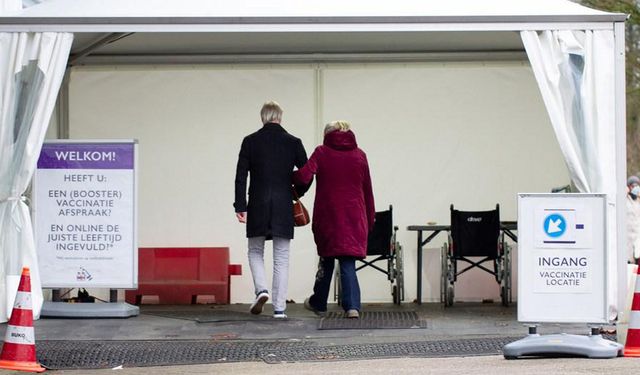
[234,100,309,319]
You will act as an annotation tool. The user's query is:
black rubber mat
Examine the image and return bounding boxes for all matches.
[317,311,427,330]
[261,336,517,363]
[33,336,521,369]
[143,310,273,323]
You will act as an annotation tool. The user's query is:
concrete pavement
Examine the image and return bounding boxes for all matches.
[0,302,628,373]
[0,355,635,375]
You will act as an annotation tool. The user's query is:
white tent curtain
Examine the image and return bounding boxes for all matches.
[0,32,72,322]
[521,29,618,319]
[3,0,47,11]
[0,0,20,13]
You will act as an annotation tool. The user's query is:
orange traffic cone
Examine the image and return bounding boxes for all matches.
[0,267,45,372]
[625,265,640,357]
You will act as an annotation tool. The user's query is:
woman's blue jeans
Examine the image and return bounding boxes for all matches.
[308,256,361,312]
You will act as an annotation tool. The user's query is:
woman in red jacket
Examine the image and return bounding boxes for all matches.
[293,120,375,319]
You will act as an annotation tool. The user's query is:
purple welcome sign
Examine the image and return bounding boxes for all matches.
[35,140,137,288]
[38,143,134,170]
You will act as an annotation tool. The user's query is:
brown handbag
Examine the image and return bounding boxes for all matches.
[292,188,310,226]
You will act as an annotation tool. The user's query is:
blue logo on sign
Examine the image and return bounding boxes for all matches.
[544,214,566,238]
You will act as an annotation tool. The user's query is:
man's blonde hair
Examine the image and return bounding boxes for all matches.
[260,101,283,124]
[324,120,350,135]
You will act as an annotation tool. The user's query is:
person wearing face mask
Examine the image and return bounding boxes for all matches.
[627,176,640,264]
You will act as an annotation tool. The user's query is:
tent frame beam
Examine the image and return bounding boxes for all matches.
[614,21,627,321]
[0,14,627,27]
[74,51,527,66]
[0,22,618,33]
[68,32,133,66]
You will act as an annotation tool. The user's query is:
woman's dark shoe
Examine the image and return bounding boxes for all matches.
[304,297,326,317]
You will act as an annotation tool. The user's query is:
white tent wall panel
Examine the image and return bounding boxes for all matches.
[67,66,319,304]
[322,62,567,302]
[65,61,568,304]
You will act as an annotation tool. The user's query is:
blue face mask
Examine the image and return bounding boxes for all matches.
[632,186,640,197]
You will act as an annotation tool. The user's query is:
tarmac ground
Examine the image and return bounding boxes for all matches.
[40,355,640,375]
[0,301,630,374]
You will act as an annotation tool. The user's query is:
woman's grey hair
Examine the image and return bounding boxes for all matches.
[324,120,350,135]
[260,101,283,124]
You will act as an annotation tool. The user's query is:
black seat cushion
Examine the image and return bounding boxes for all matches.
[450,207,499,258]
[367,209,392,256]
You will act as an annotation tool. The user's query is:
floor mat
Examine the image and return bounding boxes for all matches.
[35,337,520,369]
[318,311,427,330]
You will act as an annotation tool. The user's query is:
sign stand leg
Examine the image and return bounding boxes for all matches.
[51,289,61,302]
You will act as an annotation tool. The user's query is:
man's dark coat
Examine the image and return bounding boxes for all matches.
[234,123,309,239]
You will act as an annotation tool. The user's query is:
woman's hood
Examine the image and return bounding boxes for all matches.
[323,130,357,151]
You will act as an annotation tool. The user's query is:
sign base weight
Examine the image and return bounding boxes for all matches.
[503,333,623,359]
[40,301,139,318]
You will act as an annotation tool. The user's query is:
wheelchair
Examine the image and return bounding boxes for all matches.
[441,204,512,307]
[334,205,405,305]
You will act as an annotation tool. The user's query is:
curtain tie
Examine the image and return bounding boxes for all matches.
[0,196,26,203]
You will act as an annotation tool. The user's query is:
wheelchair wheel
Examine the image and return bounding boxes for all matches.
[495,233,506,284]
[333,267,342,306]
[445,258,455,307]
[441,243,448,304]
[500,286,507,306]
[442,244,455,307]
[502,244,512,306]
[494,259,503,284]
[446,285,454,307]
[393,242,404,305]
[498,264,508,306]
[387,247,396,282]
[507,247,512,303]
[392,285,400,305]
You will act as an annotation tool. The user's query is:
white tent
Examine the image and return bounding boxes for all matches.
[0,0,628,322]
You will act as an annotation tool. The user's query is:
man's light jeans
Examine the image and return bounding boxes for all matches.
[248,236,290,312]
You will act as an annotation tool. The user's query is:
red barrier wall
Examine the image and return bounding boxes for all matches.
[125,247,241,304]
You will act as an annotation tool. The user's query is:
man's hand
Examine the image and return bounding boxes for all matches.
[236,212,247,223]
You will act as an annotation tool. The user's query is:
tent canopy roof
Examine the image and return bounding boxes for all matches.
[0,0,626,65]
[3,0,621,21]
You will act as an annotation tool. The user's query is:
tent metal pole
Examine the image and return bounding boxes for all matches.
[314,65,324,145]
[51,68,71,302]
[614,21,627,322]
[77,51,527,66]
[68,32,133,66]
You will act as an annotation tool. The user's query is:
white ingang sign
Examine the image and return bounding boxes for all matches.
[518,194,607,324]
